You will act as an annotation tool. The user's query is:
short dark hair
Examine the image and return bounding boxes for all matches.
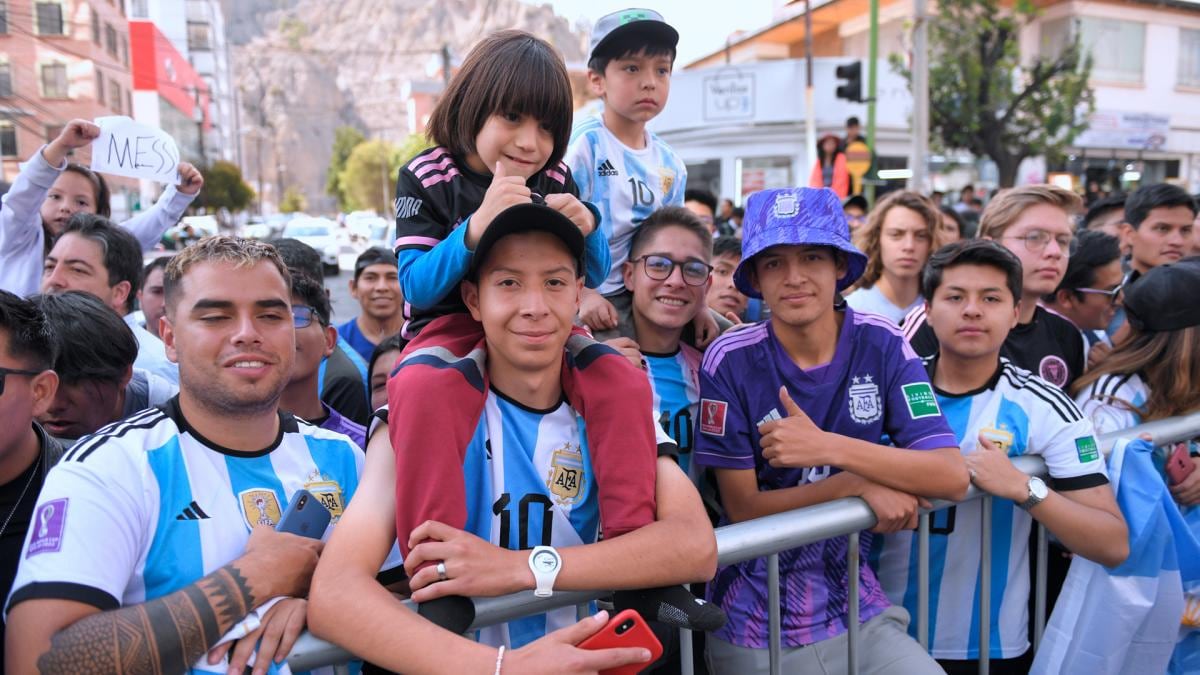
[142,255,172,285]
[267,237,324,283]
[290,271,331,326]
[31,291,137,384]
[0,290,57,371]
[939,205,966,237]
[922,239,1023,303]
[587,30,677,75]
[1047,230,1121,302]
[353,246,397,281]
[369,333,407,379]
[628,206,713,261]
[846,116,861,127]
[1124,183,1197,229]
[63,164,111,218]
[712,235,742,260]
[731,206,744,218]
[1083,193,1126,230]
[684,189,717,213]
[60,213,142,313]
[428,30,573,174]
[961,184,975,194]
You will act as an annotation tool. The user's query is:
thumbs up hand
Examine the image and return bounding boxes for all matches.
[467,160,532,248]
[759,386,830,468]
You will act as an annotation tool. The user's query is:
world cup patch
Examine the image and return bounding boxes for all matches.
[27,498,68,557]
[700,399,729,436]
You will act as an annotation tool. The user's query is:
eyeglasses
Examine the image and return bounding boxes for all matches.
[292,305,320,328]
[634,255,713,286]
[0,367,42,396]
[1075,282,1124,304]
[1004,230,1076,254]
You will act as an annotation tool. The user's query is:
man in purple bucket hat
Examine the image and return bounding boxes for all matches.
[693,187,968,673]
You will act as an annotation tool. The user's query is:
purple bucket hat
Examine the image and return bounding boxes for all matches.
[732,187,868,298]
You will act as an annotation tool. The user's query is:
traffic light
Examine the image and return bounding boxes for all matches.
[835,61,863,102]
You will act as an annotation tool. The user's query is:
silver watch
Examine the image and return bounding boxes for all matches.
[528,546,562,598]
[1018,476,1049,511]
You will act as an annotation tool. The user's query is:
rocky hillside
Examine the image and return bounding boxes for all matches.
[231,0,588,213]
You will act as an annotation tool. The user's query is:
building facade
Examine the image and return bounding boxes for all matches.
[0,0,139,216]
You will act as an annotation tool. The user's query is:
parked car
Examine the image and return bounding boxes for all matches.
[282,216,341,275]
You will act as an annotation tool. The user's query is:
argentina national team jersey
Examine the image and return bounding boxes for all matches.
[644,345,702,476]
[565,115,688,294]
[874,358,1108,660]
[1075,372,1149,436]
[7,397,364,675]
[463,389,600,649]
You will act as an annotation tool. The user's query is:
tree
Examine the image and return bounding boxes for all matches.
[893,0,1094,187]
[279,186,308,214]
[326,126,366,211]
[338,134,429,215]
[195,160,255,213]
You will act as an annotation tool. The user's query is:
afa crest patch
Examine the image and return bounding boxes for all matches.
[849,375,883,424]
[303,474,347,522]
[547,443,585,506]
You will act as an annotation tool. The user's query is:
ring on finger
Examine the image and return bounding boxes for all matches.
[436,561,448,582]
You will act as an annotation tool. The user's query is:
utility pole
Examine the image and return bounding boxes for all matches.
[865,0,880,203]
[441,44,452,88]
[910,0,930,193]
[804,0,817,180]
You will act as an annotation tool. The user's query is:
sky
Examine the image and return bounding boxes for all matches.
[536,0,778,66]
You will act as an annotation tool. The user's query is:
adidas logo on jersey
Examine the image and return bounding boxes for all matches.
[597,159,619,177]
[758,408,782,427]
[175,501,211,521]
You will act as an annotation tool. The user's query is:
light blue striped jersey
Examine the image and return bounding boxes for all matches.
[644,345,702,477]
[1075,371,1148,436]
[565,114,688,294]
[8,397,364,674]
[874,358,1108,660]
[463,389,600,649]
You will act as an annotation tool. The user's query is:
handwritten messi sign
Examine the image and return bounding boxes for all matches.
[91,116,182,185]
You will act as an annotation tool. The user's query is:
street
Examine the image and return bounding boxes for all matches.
[326,252,361,325]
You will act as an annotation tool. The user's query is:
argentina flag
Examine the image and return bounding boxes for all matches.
[1032,438,1200,674]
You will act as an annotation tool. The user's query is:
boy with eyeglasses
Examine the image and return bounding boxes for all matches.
[904,185,1086,391]
[279,271,366,449]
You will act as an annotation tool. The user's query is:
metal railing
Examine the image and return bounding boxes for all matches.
[286,411,1200,674]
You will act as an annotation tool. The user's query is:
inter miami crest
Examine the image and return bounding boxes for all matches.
[547,443,585,506]
[848,375,882,424]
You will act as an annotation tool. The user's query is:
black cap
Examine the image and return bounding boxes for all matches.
[1123,256,1200,332]
[470,202,586,278]
[354,246,397,279]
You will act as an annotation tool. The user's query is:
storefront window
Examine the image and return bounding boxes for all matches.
[738,156,792,199]
[685,159,721,199]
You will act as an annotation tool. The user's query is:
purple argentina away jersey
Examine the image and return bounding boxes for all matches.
[694,307,956,648]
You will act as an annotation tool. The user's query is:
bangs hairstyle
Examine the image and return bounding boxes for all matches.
[427,30,573,173]
[63,164,112,218]
[588,31,677,74]
[629,206,713,260]
[0,290,57,371]
[290,271,331,326]
[31,291,137,384]
[853,190,940,289]
[163,236,291,315]
[922,239,1023,303]
[977,185,1083,240]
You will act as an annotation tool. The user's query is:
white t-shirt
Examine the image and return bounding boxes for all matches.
[844,285,923,327]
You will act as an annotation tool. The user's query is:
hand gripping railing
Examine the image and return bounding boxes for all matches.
[287,411,1200,674]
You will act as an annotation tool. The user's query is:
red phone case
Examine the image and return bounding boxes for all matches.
[577,609,664,675]
[1167,443,1195,486]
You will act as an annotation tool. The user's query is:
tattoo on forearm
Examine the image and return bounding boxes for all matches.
[36,564,256,674]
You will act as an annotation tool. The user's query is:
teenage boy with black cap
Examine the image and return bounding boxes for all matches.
[695,187,968,673]
[309,202,719,669]
[568,9,720,346]
[338,247,403,364]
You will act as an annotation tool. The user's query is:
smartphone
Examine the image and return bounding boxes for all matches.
[1167,443,1195,486]
[275,489,331,539]
[577,609,663,675]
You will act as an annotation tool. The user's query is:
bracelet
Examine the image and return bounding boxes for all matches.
[494,645,505,675]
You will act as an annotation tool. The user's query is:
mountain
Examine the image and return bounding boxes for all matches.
[232,0,588,213]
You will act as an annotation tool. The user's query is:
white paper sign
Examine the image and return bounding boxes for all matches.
[91,116,181,185]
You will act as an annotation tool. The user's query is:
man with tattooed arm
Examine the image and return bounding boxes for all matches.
[4,236,361,675]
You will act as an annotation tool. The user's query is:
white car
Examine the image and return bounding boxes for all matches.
[283,217,341,275]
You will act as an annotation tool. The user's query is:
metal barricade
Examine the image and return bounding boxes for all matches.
[287,412,1200,673]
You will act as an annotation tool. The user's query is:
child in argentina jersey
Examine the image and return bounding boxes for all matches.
[7,398,364,675]
[463,388,600,650]
[566,114,687,295]
[693,308,958,648]
[874,357,1108,661]
[644,344,702,477]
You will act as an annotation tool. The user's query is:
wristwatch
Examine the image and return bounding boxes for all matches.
[528,546,562,598]
[1018,476,1049,511]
